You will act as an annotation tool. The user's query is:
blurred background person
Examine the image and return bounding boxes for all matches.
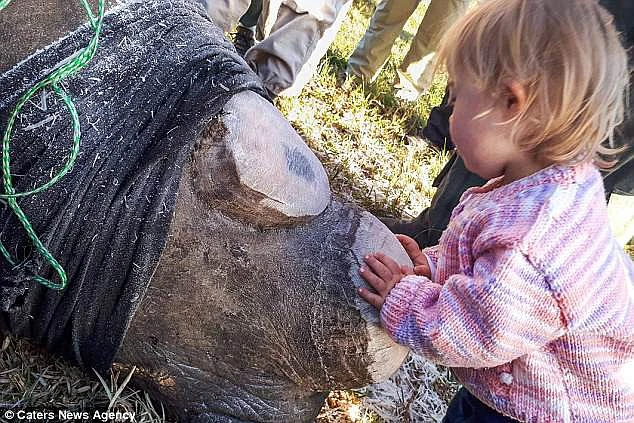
[347,0,469,101]
[231,0,263,56]
[207,0,352,97]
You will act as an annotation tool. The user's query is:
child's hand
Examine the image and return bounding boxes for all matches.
[396,234,431,278]
[358,253,406,309]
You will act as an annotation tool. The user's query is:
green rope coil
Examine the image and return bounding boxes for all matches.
[0,0,104,290]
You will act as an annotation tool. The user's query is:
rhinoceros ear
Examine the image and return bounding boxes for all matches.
[191,91,331,227]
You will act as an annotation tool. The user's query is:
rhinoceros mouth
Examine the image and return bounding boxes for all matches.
[118,188,410,422]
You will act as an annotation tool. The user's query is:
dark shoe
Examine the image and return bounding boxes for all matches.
[232,26,255,57]
[421,90,455,151]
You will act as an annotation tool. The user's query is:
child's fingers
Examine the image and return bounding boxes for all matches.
[413,264,431,278]
[396,234,421,258]
[364,254,395,283]
[401,265,414,275]
[372,252,402,276]
[358,287,384,309]
[359,266,386,292]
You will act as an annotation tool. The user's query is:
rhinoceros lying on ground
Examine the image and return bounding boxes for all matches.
[0,0,410,421]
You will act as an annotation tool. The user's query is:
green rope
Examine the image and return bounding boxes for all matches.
[0,0,104,290]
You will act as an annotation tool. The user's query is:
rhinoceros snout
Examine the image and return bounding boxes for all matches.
[116,91,410,422]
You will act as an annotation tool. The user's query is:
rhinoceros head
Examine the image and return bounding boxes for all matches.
[118,91,410,422]
[0,1,409,422]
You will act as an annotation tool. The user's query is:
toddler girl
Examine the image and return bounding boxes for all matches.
[358,0,634,421]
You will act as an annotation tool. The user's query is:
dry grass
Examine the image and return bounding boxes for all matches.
[0,335,165,422]
[317,390,377,423]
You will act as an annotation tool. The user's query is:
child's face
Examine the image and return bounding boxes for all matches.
[448,77,526,181]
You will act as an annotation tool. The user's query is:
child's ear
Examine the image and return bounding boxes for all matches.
[501,79,527,116]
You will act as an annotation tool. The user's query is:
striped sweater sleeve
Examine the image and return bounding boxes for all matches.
[380,247,566,368]
[422,245,440,280]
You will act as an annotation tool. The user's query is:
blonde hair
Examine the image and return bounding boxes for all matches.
[436,0,630,167]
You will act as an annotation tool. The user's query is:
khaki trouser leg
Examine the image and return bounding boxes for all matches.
[279,0,352,97]
[397,0,470,94]
[246,0,351,96]
[204,0,250,32]
[347,0,420,80]
[258,0,282,38]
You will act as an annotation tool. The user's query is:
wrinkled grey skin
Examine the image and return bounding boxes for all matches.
[1,3,410,422]
[116,92,410,422]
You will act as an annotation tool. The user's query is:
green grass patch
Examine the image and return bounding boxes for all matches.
[276,0,449,219]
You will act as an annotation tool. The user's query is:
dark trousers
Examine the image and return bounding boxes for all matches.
[385,152,485,248]
[239,0,263,28]
[442,388,518,422]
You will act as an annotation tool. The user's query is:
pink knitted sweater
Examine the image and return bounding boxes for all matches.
[381,163,634,422]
